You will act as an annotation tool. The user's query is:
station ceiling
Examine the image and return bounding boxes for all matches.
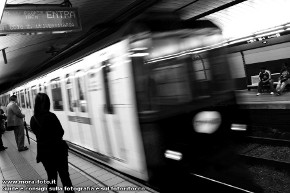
[0,0,287,93]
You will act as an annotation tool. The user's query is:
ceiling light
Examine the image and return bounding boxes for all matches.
[0,0,6,24]
[255,30,284,38]
[129,53,149,57]
[254,26,284,35]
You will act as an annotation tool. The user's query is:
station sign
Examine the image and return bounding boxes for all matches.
[0,7,82,34]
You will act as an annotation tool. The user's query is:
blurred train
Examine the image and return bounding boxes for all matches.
[0,12,252,191]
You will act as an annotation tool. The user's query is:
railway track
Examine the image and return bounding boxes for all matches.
[245,135,290,146]
[237,136,290,169]
[234,135,290,192]
[248,124,290,140]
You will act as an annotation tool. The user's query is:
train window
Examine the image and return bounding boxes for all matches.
[189,54,212,97]
[8,94,10,106]
[50,78,63,111]
[16,92,20,105]
[76,70,87,113]
[101,61,113,114]
[88,67,98,92]
[65,74,74,112]
[25,89,31,109]
[132,56,192,112]
[192,54,211,81]
[31,86,37,106]
[132,51,229,112]
[5,95,8,106]
[152,57,192,103]
[20,90,25,108]
[4,95,6,106]
[44,82,47,94]
[192,58,206,80]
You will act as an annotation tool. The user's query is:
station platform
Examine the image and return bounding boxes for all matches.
[0,131,156,193]
[233,89,290,130]
[235,89,290,109]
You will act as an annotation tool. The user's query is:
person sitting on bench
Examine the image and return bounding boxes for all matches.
[276,63,290,96]
[256,67,274,96]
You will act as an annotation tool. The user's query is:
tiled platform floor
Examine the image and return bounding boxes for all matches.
[0,131,156,193]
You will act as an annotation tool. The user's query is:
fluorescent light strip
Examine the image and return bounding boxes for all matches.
[129,53,149,57]
[130,47,148,51]
[254,26,283,35]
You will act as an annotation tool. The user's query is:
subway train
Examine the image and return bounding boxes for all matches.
[0,12,254,191]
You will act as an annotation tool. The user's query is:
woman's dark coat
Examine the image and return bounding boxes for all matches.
[30,112,68,163]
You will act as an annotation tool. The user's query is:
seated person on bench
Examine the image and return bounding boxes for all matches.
[256,67,274,96]
[276,63,290,96]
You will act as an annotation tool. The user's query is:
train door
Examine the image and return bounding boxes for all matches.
[38,83,42,93]
[74,70,93,149]
[50,78,70,140]
[65,73,80,145]
[24,88,33,122]
[38,82,47,94]
[64,72,91,148]
[99,59,127,161]
[16,91,20,105]
[31,85,37,108]
[5,94,10,112]
[19,90,26,120]
[43,82,48,94]
[86,66,111,155]
[20,90,25,107]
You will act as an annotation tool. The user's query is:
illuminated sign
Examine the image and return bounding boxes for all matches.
[0,7,81,34]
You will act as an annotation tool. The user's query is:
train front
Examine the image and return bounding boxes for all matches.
[128,13,258,192]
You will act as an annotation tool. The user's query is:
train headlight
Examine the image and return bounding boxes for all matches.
[193,111,221,134]
[231,124,247,131]
[165,150,182,161]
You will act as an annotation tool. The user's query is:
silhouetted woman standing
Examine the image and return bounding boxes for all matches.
[30,93,74,193]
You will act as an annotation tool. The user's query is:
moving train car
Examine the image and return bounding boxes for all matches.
[0,12,251,191]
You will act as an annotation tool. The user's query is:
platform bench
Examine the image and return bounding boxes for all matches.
[247,73,280,91]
